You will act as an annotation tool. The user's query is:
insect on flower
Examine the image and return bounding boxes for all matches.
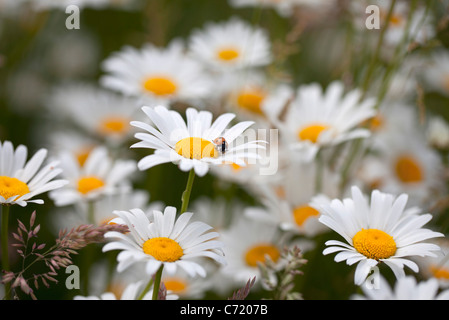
[213,137,228,154]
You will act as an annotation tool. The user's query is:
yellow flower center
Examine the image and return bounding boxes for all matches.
[237,89,266,115]
[0,176,30,200]
[389,14,403,26]
[352,228,397,260]
[75,147,94,167]
[430,265,449,280]
[293,205,320,227]
[163,277,188,294]
[143,76,177,96]
[77,176,105,195]
[99,117,129,135]
[394,155,423,183]
[217,48,240,61]
[298,124,330,143]
[244,243,280,267]
[175,137,218,160]
[142,237,184,262]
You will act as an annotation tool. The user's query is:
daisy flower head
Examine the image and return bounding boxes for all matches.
[100,41,211,107]
[131,105,266,177]
[0,140,68,207]
[102,206,226,278]
[48,146,137,207]
[424,50,449,97]
[352,275,449,300]
[188,17,271,72]
[228,0,336,17]
[74,280,178,300]
[277,81,376,162]
[316,186,444,285]
[220,215,285,286]
[46,84,141,146]
[417,239,449,289]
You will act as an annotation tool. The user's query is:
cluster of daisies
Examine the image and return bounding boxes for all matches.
[2,0,449,300]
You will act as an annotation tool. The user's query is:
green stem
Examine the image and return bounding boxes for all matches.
[137,277,154,300]
[360,0,397,98]
[152,265,164,300]
[1,205,11,300]
[180,169,195,214]
[81,201,96,295]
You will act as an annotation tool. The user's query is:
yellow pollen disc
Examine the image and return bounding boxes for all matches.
[175,137,218,160]
[230,162,243,172]
[142,237,183,262]
[352,228,397,260]
[217,48,240,61]
[244,243,280,267]
[293,205,320,227]
[430,265,449,280]
[163,277,188,294]
[77,176,105,195]
[363,115,384,131]
[99,117,129,135]
[394,155,423,183]
[0,176,30,200]
[237,89,266,115]
[298,124,329,143]
[75,147,93,167]
[143,76,177,96]
[389,14,403,26]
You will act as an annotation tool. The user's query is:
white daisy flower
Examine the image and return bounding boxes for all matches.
[247,160,340,237]
[352,275,449,300]
[424,50,449,97]
[46,84,141,146]
[32,0,137,11]
[100,41,211,106]
[228,0,336,17]
[102,206,226,278]
[48,146,137,207]
[316,186,444,285]
[276,81,376,162]
[362,104,445,207]
[188,17,271,72]
[220,215,285,285]
[417,239,449,289]
[0,140,68,207]
[130,105,266,177]
[427,116,449,150]
[74,280,178,300]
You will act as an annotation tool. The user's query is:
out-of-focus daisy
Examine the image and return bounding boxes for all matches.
[45,130,99,168]
[228,0,336,17]
[100,41,211,106]
[130,105,265,177]
[362,104,445,207]
[32,0,138,11]
[224,71,294,125]
[424,50,449,97]
[102,206,226,278]
[417,239,449,289]
[220,215,285,285]
[352,275,449,300]
[74,280,178,300]
[427,116,449,150]
[48,146,137,207]
[188,18,271,72]
[0,140,67,207]
[275,81,376,161]
[46,84,140,146]
[248,161,340,237]
[316,186,444,285]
